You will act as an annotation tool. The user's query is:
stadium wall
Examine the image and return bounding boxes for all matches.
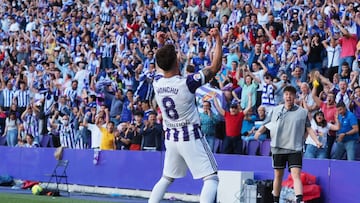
[0,146,358,203]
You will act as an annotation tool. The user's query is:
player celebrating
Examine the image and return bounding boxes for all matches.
[148,28,222,203]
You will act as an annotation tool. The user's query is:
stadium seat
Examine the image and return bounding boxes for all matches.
[40,135,50,148]
[44,160,70,196]
[245,140,260,155]
[260,139,271,156]
[355,141,360,161]
[0,136,6,146]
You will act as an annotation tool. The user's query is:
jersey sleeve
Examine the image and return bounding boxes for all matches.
[186,70,205,94]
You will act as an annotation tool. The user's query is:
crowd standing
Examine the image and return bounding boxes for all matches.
[0,0,359,160]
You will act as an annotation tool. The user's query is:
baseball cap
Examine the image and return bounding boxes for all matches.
[230,101,239,108]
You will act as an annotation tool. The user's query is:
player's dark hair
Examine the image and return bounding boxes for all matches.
[156,44,177,71]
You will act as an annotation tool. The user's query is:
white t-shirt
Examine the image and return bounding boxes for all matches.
[87,123,106,148]
[257,13,269,26]
[306,120,333,147]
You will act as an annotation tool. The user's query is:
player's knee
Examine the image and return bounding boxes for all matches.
[203,173,219,182]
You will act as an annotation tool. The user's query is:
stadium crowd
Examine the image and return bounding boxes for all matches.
[0,0,359,160]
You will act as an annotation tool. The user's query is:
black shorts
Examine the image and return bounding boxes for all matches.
[272,152,302,169]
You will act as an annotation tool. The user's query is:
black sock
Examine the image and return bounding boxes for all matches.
[296,194,303,203]
[273,196,280,203]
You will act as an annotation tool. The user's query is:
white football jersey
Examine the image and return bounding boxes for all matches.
[153,71,206,142]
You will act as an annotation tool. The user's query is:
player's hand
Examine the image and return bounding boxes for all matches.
[209,28,220,39]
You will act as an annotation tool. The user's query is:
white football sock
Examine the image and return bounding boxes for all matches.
[148,176,174,203]
[200,174,219,203]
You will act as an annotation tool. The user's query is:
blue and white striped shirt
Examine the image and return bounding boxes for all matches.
[100,42,114,58]
[14,90,30,108]
[2,88,15,108]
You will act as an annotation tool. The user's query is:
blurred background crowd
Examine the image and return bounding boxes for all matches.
[0,0,360,160]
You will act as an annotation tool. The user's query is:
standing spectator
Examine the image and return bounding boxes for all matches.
[255,86,322,203]
[129,111,144,151]
[350,86,360,132]
[307,33,324,73]
[21,105,40,144]
[260,73,277,113]
[64,80,80,107]
[1,79,15,112]
[185,0,200,26]
[50,111,82,149]
[333,101,359,161]
[298,82,318,117]
[120,90,135,123]
[331,19,357,74]
[140,111,163,151]
[109,89,123,126]
[312,83,338,159]
[141,100,154,121]
[82,109,107,149]
[199,101,218,152]
[115,122,133,150]
[2,112,20,147]
[322,37,341,82]
[238,70,258,110]
[13,80,30,115]
[213,94,252,154]
[335,80,352,109]
[99,35,115,71]
[99,119,116,150]
[304,110,340,159]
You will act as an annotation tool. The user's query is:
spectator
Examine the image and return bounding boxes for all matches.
[13,80,30,115]
[99,120,116,150]
[109,89,123,126]
[120,90,135,123]
[129,111,144,151]
[304,110,340,159]
[24,134,39,148]
[214,93,252,154]
[350,86,360,131]
[331,19,357,74]
[333,101,359,161]
[335,80,352,109]
[242,105,269,142]
[50,111,83,149]
[2,112,20,147]
[322,37,341,81]
[307,33,325,73]
[298,82,318,117]
[238,71,258,110]
[115,122,133,150]
[140,111,163,151]
[21,105,40,144]
[199,101,218,152]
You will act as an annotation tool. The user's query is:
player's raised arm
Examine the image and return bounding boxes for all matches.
[202,28,223,83]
